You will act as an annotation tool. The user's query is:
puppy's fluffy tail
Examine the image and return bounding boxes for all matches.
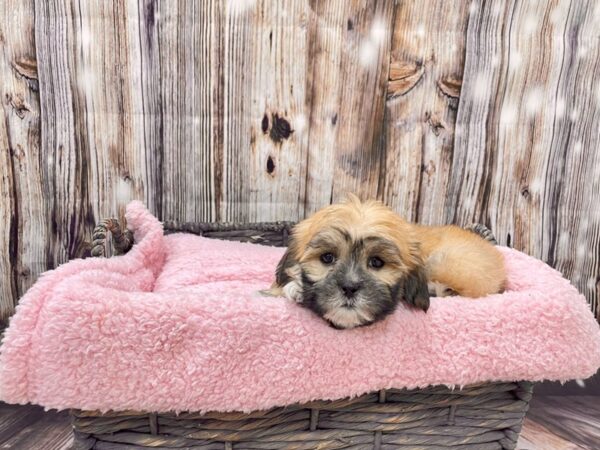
[464,223,498,245]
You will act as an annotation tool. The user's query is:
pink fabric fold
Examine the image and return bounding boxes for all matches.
[1,202,599,413]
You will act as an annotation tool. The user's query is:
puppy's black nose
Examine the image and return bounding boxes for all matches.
[340,281,361,298]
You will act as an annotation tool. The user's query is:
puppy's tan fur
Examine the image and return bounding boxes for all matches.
[268,195,505,300]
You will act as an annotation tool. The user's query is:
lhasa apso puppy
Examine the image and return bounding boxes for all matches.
[263,195,505,329]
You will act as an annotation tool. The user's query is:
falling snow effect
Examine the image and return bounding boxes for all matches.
[293,113,307,134]
[525,86,544,117]
[555,98,566,118]
[523,15,538,35]
[473,73,488,101]
[570,108,580,122]
[227,0,256,16]
[116,177,133,205]
[500,103,517,126]
[359,18,388,68]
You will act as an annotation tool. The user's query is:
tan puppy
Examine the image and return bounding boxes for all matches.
[264,195,506,329]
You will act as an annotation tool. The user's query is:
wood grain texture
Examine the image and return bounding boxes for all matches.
[303,0,395,215]
[382,0,469,223]
[0,0,44,322]
[444,0,600,318]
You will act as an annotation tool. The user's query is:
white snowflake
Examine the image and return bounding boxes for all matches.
[523,15,538,35]
[555,97,566,118]
[491,54,500,68]
[370,18,387,44]
[78,68,95,93]
[116,177,133,204]
[80,25,92,47]
[227,0,256,15]
[509,51,522,71]
[525,86,544,117]
[415,24,426,38]
[469,2,478,15]
[500,103,517,125]
[577,45,588,60]
[529,178,542,193]
[293,113,307,134]
[557,232,570,250]
[573,141,582,155]
[570,108,580,122]
[473,73,488,101]
[359,40,378,67]
[550,3,568,24]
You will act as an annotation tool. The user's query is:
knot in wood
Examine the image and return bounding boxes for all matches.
[269,113,292,143]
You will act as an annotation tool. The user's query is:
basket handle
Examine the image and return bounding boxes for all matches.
[91,218,134,257]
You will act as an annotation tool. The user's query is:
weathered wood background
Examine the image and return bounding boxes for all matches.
[1,0,599,324]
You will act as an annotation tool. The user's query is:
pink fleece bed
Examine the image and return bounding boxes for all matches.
[1,202,599,414]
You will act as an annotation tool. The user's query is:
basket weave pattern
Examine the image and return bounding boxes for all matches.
[75,220,533,450]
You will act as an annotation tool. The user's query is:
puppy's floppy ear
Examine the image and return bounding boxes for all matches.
[403,265,430,312]
[274,230,301,287]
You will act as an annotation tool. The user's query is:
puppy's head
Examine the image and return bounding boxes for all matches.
[278,195,429,329]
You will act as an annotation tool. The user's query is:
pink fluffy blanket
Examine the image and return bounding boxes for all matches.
[1,202,599,413]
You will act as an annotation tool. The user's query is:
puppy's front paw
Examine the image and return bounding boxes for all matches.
[283,281,303,303]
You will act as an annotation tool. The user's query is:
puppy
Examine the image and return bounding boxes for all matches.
[263,195,506,329]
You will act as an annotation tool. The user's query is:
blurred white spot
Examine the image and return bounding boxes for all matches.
[415,24,426,38]
[596,84,600,104]
[524,15,538,35]
[525,86,544,117]
[509,51,522,71]
[473,73,488,101]
[588,277,597,290]
[529,178,542,193]
[577,45,588,59]
[78,68,95,93]
[576,245,586,259]
[570,108,580,122]
[555,97,566,118]
[80,25,92,47]
[193,116,201,126]
[550,4,568,24]
[293,113,307,134]
[492,4,502,16]
[573,140,582,155]
[491,54,500,68]
[500,103,517,125]
[557,232,570,249]
[116,177,133,204]
[359,39,378,67]
[370,18,387,44]
[227,0,256,15]
[576,379,586,388]
[469,2,478,15]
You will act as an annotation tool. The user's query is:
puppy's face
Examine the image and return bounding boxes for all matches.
[276,197,429,329]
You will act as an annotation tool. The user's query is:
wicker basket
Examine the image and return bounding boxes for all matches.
[72,219,534,450]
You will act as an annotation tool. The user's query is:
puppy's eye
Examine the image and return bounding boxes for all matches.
[368,256,384,269]
[320,253,336,265]
[444,288,457,296]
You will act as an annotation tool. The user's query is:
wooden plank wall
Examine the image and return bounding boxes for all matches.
[1,0,598,323]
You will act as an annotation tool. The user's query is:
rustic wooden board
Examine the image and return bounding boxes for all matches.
[518,418,587,450]
[444,0,600,318]
[301,0,395,216]
[381,0,469,223]
[0,0,44,321]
